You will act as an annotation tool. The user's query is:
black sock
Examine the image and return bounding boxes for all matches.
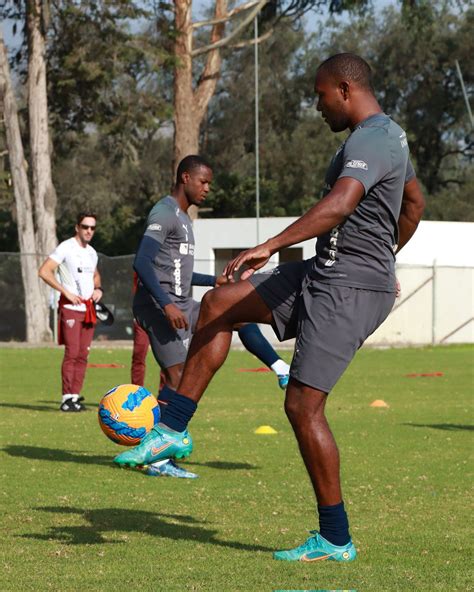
[158,384,175,405]
[159,392,197,433]
[238,323,279,367]
[318,501,351,546]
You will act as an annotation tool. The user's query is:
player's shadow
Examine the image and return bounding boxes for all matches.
[2,445,111,466]
[187,460,258,471]
[37,399,99,408]
[20,506,273,552]
[402,423,474,431]
[0,402,58,412]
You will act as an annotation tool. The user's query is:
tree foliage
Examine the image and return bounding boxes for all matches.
[204,1,474,221]
[1,0,472,255]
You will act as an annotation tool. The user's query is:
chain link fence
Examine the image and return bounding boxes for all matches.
[1,252,473,345]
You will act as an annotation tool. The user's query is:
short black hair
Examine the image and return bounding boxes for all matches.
[176,155,212,185]
[318,53,374,92]
[76,211,97,225]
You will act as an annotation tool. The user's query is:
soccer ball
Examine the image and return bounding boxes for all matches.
[98,384,160,446]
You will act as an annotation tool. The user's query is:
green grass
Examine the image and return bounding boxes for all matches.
[0,345,472,591]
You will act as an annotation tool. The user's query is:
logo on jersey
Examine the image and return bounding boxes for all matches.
[179,243,194,255]
[66,319,76,328]
[399,132,408,148]
[345,159,368,170]
[173,258,182,296]
[147,223,162,232]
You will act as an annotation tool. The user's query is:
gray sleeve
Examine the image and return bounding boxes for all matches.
[405,158,416,184]
[337,127,391,195]
[143,203,175,244]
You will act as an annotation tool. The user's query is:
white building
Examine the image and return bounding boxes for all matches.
[193,219,474,346]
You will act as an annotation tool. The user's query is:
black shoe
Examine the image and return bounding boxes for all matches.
[60,398,86,412]
[76,396,86,406]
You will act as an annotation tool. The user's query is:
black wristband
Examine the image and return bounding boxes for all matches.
[95,287,103,293]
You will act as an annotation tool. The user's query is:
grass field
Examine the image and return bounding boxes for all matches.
[0,344,472,591]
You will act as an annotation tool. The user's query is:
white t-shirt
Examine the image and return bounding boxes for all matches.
[49,237,98,311]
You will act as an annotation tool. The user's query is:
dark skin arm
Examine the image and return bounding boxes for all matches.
[224,177,365,280]
[397,177,425,253]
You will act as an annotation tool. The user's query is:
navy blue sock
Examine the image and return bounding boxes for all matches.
[318,501,351,546]
[157,384,175,404]
[238,323,279,368]
[159,392,197,433]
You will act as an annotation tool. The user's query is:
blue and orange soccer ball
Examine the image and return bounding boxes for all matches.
[98,384,160,446]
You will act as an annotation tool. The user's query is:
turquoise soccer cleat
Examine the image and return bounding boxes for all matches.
[143,459,198,479]
[273,531,357,562]
[277,374,290,390]
[113,425,193,468]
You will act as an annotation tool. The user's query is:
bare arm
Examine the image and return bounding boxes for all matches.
[397,177,425,253]
[38,258,82,305]
[225,177,365,279]
[92,269,103,302]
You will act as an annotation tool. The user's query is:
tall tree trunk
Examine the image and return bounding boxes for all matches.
[173,0,227,219]
[173,0,200,166]
[27,0,57,257]
[0,31,53,342]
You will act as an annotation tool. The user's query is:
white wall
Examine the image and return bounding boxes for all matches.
[193,218,474,346]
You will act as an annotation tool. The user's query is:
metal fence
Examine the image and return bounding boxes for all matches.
[1,253,473,345]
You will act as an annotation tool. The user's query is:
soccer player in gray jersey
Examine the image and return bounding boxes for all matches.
[128,155,290,478]
[115,55,425,560]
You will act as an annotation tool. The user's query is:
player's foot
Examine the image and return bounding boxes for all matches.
[143,459,198,479]
[277,374,290,390]
[113,425,193,468]
[59,397,86,412]
[273,531,357,562]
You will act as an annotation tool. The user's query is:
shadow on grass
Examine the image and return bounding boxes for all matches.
[37,399,99,407]
[2,445,111,466]
[403,423,474,431]
[187,460,258,470]
[20,506,273,552]
[2,446,259,474]
[0,402,58,412]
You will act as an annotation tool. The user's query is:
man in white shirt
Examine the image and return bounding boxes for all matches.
[39,212,103,411]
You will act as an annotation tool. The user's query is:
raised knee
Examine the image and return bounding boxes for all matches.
[200,288,225,318]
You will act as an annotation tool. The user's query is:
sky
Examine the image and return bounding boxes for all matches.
[2,0,399,53]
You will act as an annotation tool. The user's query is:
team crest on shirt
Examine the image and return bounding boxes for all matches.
[179,243,189,255]
[66,319,75,328]
[345,159,368,170]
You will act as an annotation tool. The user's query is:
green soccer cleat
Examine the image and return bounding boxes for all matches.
[113,425,193,468]
[273,531,357,562]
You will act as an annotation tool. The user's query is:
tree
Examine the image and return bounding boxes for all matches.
[0,26,52,341]
[204,1,473,221]
[165,0,368,216]
[27,0,57,258]
[371,1,473,195]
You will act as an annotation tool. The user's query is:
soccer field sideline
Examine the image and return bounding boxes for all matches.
[0,345,472,591]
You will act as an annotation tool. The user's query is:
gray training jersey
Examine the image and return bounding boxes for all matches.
[134,195,195,308]
[312,113,415,292]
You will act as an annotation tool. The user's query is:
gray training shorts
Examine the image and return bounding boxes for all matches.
[133,299,201,369]
[249,260,395,393]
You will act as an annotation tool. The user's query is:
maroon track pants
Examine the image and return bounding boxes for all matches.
[60,308,95,395]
